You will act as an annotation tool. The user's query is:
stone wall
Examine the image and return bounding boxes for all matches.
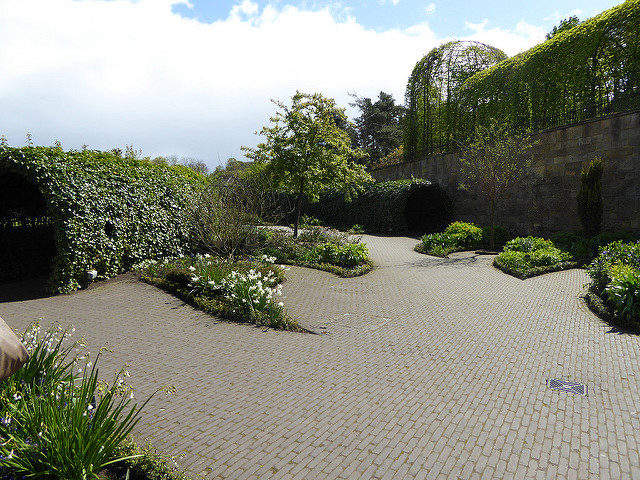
[372,109,640,235]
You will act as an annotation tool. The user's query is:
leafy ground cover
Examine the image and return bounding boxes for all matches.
[416,222,513,257]
[493,237,575,279]
[585,240,640,330]
[0,323,188,480]
[494,231,639,279]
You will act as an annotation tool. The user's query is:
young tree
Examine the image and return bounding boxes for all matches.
[244,91,371,237]
[458,121,537,250]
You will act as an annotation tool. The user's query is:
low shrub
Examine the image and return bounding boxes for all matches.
[257,227,372,277]
[586,240,640,329]
[306,243,369,268]
[0,323,154,480]
[444,222,483,248]
[417,222,484,257]
[494,236,574,278]
[605,264,640,325]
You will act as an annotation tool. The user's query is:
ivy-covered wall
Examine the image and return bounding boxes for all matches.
[0,146,206,292]
[404,0,640,160]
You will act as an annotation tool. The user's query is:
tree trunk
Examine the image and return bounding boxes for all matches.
[293,178,305,238]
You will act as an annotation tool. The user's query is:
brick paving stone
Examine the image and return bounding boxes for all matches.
[2,234,640,479]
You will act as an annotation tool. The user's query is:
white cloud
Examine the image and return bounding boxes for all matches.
[545,8,583,23]
[425,3,436,15]
[0,0,544,167]
[463,19,546,56]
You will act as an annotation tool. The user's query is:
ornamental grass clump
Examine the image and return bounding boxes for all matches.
[0,323,152,480]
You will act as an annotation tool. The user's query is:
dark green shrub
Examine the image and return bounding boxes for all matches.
[0,146,206,292]
[588,231,637,256]
[577,157,603,237]
[304,179,452,234]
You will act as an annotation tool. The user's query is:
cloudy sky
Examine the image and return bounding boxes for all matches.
[0,0,621,168]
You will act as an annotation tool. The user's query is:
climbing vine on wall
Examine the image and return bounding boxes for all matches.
[404,41,507,161]
[403,0,640,161]
[0,146,206,292]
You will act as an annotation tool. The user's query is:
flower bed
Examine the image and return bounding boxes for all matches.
[586,240,640,330]
[139,255,299,331]
[258,227,373,277]
[493,236,576,279]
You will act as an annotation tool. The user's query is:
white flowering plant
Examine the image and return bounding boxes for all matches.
[141,254,298,330]
[0,323,153,479]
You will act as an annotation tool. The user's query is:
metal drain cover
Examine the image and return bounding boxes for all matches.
[547,378,587,396]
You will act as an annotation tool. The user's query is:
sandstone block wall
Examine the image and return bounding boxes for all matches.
[372,110,640,235]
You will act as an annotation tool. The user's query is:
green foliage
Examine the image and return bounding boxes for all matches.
[350,91,404,166]
[504,236,555,253]
[305,179,452,234]
[243,91,371,237]
[404,41,507,160]
[495,236,574,278]
[105,439,191,480]
[587,240,640,295]
[546,16,581,40]
[460,2,640,134]
[418,232,456,257]
[605,263,640,325]
[577,157,604,237]
[418,222,484,257]
[0,146,206,292]
[258,227,372,277]
[586,240,640,328]
[444,222,483,248]
[140,255,296,330]
[306,243,369,268]
[404,3,639,160]
[0,323,151,480]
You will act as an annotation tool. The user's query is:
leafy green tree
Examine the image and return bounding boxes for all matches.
[458,121,537,250]
[244,91,371,237]
[546,15,580,40]
[350,91,404,166]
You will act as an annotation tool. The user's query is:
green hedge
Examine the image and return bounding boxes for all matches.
[459,1,640,133]
[0,146,206,292]
[304,179,452,234]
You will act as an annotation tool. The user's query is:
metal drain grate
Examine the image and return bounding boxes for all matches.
[547,378,587,396]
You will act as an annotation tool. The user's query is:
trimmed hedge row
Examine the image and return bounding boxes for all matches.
[0,146,206,292]
[303,179,452,234]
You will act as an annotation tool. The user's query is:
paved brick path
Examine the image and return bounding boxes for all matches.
[2,235,640,479]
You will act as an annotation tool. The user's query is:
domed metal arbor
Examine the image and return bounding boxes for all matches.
[404,40,507,161]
